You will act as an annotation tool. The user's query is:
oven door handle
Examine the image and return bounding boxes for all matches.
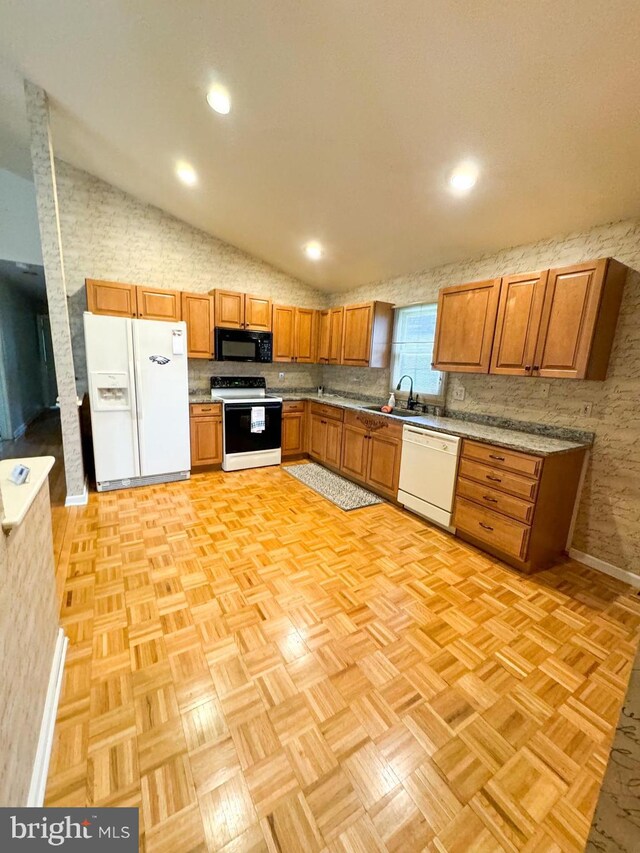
[223,402,283,411]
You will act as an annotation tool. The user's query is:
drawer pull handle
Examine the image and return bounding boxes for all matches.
[489,454,505,461]
[486,475,502,482]
[483,495,498,503]
[479,522,494,531]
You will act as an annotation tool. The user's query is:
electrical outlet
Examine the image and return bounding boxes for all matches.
[580,402,593,418]
[278,372,285,380]
[539,383,550,399]
[453,385,465,402]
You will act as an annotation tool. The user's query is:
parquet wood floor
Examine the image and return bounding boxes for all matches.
[45,464,640,852]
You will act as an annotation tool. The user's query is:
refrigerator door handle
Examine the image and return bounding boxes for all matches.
[127,320,142,477]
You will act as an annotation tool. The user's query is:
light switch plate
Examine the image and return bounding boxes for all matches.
[452,385,465,402]
[278,372,285,380]
[540,383,550,399]
[580,402,593,417]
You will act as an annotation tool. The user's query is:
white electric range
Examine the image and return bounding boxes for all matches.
[210,376,283,471]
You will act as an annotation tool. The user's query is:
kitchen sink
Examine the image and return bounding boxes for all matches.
[362,405,417,418]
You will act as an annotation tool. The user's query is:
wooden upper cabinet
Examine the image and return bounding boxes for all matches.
[532,258,626,379]
[317,310,331,363]
[245,294,272,331]
[328,308,344,364]
[86,279,137,317]
[273,306,316,363]
[294,308,316,363]
[137,286,181,321]
[272,305,296,362]
[432,278,501,373]
[341,304,372,366]
[214,290,244,328]
[181,292,214,358]
[213,290,272,330]
[490,272,548,376]
[341,301,394,368]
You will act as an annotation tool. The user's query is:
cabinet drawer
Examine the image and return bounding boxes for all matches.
[456,477,535,525]
[309,402,344,422]
[454,497,530,561]
[345,409,403,438]
[462,440,543,479]
[283,400,305,413]
[190,403,221,417]
[458,458,538,501]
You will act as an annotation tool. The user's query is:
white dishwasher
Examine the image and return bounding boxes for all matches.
[398,425,461,530]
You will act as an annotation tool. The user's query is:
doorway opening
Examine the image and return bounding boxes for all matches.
[0,259,64,503]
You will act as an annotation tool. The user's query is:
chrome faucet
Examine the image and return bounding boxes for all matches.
[396,374,417,410]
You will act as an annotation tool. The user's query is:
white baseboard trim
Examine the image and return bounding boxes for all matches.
[27,628,68,806]
[65,478,88,506]
[569,548,640,587]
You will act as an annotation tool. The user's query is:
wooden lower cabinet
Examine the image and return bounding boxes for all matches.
[189,404,222,467]
[341,425,369,480]
[339,410,402,499]
[308,403,344,468]
[309,414,326,460]
[308,415,343,467]
[282,401,306,457]
[325,420,343,468]
[367,432,401,496]
[453,438,586,572]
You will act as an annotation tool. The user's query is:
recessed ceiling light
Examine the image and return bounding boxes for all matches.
[207,85,231,115]
[449,161,479,194]
[304,241,323,261]
[176,161,197,186]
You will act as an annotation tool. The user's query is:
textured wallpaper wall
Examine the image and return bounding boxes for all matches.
[54,160,327,394]
[327,218,640,574]
[0,481,59,805]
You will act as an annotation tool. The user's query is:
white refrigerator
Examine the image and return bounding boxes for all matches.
[84,312,190,491]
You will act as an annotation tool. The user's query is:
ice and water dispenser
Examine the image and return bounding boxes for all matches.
[90,372,131,411]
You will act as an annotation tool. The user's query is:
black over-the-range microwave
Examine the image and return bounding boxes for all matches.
[214,327,273,363]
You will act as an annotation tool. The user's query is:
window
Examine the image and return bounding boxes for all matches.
[390,303,445,402]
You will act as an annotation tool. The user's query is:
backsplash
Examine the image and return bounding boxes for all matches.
[322,364,391,400]
[54,160,327,394]
[188,360,321,395]
[328,218,640,575]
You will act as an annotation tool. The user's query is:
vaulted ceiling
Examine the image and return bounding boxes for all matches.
[1,1,639,291]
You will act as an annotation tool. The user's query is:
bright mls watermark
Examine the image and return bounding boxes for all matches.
[0,809,138,851]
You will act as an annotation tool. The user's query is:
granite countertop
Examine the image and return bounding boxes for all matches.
[189,395,221,404]
[189,390,592,456]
